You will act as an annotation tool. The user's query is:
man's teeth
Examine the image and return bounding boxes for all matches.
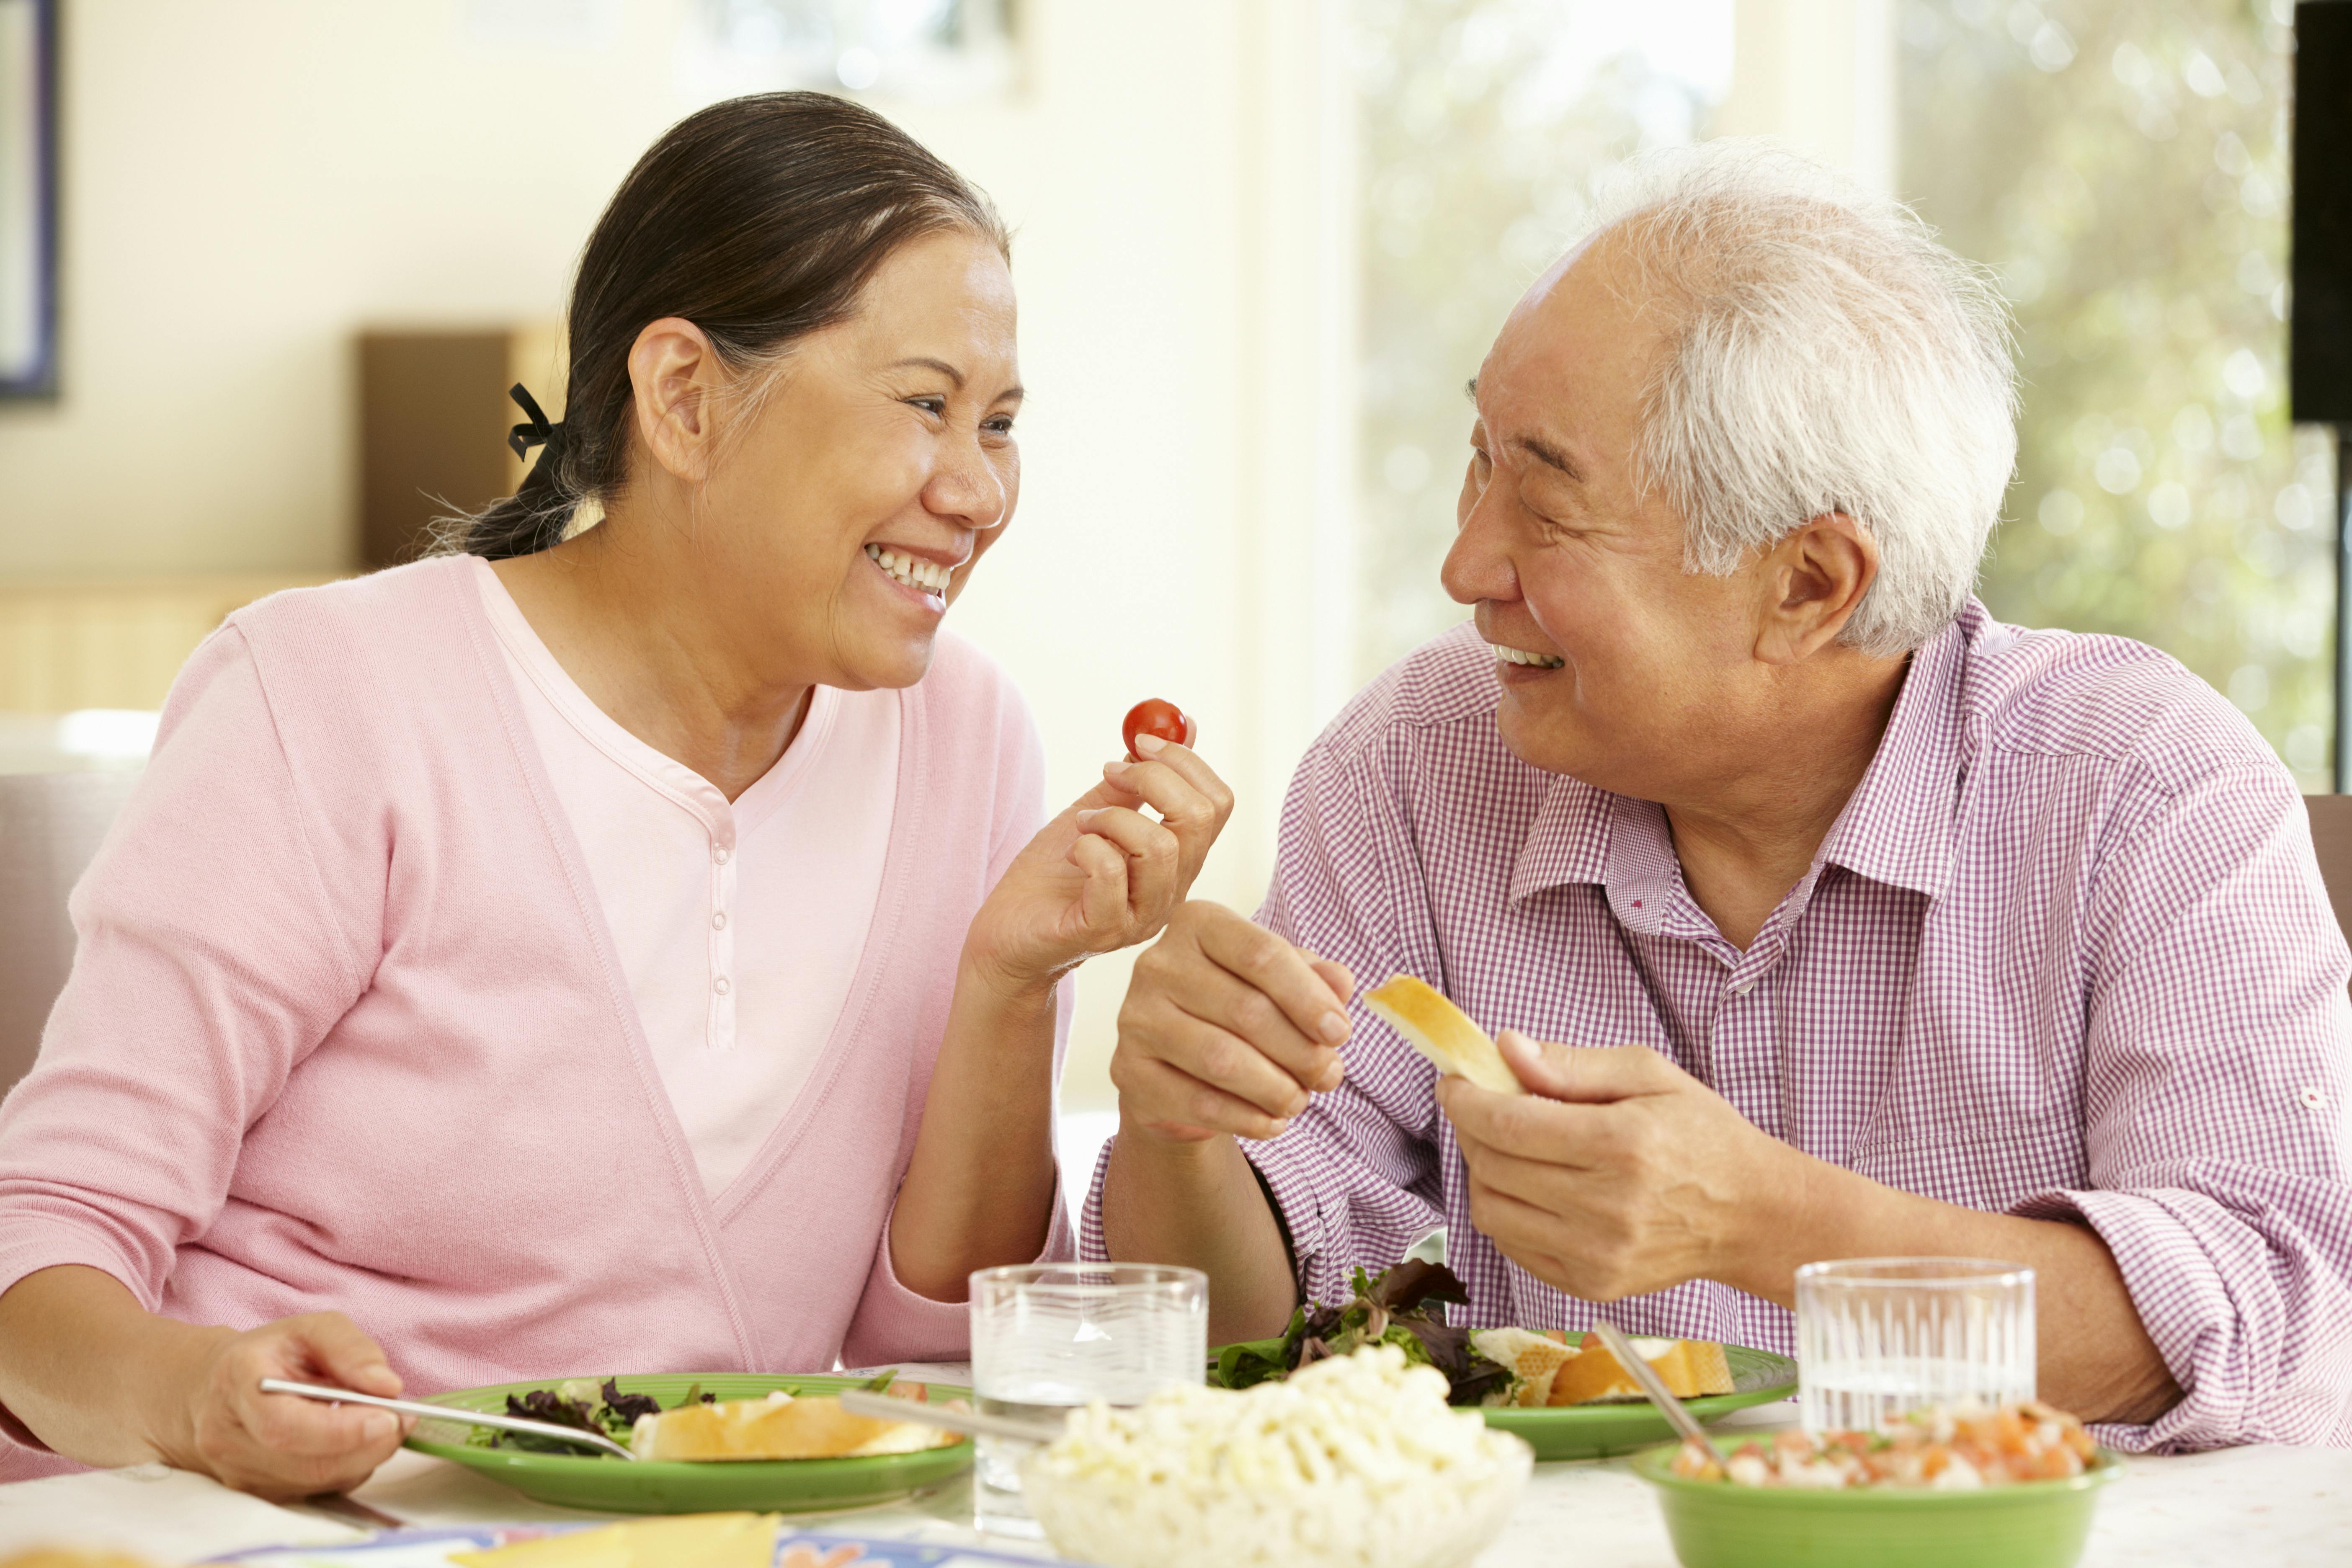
[864,544,952,594]
[1492,644,1565,670]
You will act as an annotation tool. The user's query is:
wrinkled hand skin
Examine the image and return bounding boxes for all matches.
[165,1312,415,1501]
[1111,900,1356,1143]
[1435,1030,1802,1302]
[964,732,1236,1000]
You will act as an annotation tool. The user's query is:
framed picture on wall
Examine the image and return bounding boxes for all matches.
[0,0,58,400]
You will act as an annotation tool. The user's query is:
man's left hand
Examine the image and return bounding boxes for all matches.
[1435,1031,1807,1302]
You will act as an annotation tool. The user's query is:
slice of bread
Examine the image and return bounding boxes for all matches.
[1548,1337,1735,1406]
[1470,1326,1581,1407]
[1362,975,1522,1095]
[627,1391,949,1461]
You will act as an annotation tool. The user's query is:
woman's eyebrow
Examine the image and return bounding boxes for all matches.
[888,355,967,386]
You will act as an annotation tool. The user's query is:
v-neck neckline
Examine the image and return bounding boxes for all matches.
[471,556,834,838]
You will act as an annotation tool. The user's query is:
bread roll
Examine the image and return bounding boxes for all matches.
[1548,1337,1734,1406]
[628,1392,951,1462]
[1362,976,1522,1095]
[1469,1326,1578,1407]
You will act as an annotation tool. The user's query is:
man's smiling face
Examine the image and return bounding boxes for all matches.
[1441,229,1774,803]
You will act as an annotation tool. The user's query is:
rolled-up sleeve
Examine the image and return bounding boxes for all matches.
[1080,720,1446,1305]
[2011,765,2352,1451]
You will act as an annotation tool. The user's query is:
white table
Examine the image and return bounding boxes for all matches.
[5,1390,2347,1566]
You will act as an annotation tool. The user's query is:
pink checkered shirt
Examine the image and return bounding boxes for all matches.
[1083,603,2352,1451]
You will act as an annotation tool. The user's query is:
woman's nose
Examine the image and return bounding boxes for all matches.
[923,444,1011,532]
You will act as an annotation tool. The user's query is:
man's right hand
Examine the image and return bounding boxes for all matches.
[1110,901,1358,1142]
[162,1311,414,1500]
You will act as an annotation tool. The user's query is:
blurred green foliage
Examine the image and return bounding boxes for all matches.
[1901,0,2335,787]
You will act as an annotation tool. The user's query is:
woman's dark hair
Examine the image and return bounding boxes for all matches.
[444,92,1008,560]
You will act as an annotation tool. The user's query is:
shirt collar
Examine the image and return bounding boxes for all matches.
[1506,602,1978,908]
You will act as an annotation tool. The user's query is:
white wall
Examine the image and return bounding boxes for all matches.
[0,0,1359,1112]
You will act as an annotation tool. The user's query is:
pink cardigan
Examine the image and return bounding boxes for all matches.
[0,557,1071,1479]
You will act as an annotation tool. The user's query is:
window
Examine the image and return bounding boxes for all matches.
[1353,0,2332,792]
[1901,0,2333,785]
[1351,0,1732,679]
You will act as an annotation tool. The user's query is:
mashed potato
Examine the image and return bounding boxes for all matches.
[1021,1345,1531,1568]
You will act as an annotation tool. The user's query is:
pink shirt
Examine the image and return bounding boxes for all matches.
[476,560,900,1197]
[1085,604,2352,1452]
[0,557,1072,1480]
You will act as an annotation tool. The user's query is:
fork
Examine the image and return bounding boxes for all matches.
[258,1377,637,1461]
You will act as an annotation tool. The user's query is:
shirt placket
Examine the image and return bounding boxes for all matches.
[1711,936,1786,1140]
[708,816,738,1052]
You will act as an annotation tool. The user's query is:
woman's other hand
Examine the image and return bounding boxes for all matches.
[964,732,1234,997]
[170,1312,413,1500]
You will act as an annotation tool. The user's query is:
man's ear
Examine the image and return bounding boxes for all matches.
[627,317,728,485]
[1753,512,1879,665]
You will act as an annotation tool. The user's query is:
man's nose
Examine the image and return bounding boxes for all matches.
[1441,487,1517,607]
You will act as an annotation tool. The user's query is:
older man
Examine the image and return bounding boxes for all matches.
[1087,144,2352,1451]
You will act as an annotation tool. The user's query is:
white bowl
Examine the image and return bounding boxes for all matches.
[1020,1431,1532,1568]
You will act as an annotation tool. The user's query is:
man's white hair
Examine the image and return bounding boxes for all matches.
[1585,140,2018,657]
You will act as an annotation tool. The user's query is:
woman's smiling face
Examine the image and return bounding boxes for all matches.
[682,227,1022,691]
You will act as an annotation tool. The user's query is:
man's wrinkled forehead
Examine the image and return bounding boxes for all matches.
[1473,226,1664,475]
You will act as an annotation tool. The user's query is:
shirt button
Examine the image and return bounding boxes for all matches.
[713,846,731,865]
[712,910,727,930]
[2301,1087,2327,1110]
[1730,980,1754,997]
[714,976,731,996]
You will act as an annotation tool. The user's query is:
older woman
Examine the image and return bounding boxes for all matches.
[0,93,1231,1496]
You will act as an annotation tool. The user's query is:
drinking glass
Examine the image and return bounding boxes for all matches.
[1795,1256,2035,1434]
[967,1261,1207,1538]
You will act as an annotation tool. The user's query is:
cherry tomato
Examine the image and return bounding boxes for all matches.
[1122,699,1196,761]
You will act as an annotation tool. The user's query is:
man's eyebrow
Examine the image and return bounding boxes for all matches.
[1465,377,1479,402]
[1514,433,1586,483]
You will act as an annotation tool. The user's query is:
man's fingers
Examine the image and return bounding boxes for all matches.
[1497,1032,1679,1104]
[1303,954,1358,1009]
[1192,910,1351,1047]
[1142,1003,1315,1120]
[1114,1052,1290,1141]
[1167,963,1341,1093]
[1438,1076,1618,1166]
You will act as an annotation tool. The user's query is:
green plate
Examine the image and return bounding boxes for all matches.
[1631,1437,2123,1568]
[1475,1343,1797,1460]
[404,1372,974,1515]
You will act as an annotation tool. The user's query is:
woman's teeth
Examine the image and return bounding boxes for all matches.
[865,544,952,594]
[1493,644,1565,670]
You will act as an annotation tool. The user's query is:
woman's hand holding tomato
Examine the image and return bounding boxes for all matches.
[963,703,1228,999]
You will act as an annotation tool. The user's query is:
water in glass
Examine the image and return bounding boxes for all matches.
[968,1262,1206,1538]
[1797,1257,2035,1434]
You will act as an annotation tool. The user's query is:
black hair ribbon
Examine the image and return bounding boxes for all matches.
[508,384,563,462]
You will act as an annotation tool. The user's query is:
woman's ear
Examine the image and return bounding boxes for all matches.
[627,317,727,484]
[1753,511,1880,665]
